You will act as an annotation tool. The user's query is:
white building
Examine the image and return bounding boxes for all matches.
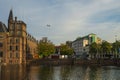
[72,33,102,58]
[72,38,88,56]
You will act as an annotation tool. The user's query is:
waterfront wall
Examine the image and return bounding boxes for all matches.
[29,59,120,66]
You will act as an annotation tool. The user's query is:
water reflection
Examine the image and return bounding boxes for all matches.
[0,64,120,80]
[0,64,27,80]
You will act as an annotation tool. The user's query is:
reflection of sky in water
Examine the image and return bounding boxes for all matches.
[0,65,120,80]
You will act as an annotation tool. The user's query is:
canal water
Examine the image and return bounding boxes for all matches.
[0,64,120,80]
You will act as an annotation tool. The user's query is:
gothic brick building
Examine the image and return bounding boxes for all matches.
[0,9,38,64]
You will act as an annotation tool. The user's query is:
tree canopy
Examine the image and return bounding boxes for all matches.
[101,41,112,53]
[89,41,112,54]
[89,42,101,54]
[37,40,55,58]
[60,44,74,55]
[112,40,120,54]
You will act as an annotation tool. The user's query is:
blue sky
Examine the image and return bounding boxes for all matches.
[0,0,120,45]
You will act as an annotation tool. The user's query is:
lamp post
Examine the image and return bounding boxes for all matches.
[115,35,117,42]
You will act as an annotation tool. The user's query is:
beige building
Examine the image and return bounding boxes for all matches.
[0,10,38,64]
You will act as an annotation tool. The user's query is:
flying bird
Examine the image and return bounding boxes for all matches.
[46,24,51,27]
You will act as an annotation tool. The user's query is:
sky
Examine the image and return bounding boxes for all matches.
[0,0,120,45]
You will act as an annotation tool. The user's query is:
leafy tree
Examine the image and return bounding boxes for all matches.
[37,40,55,58]
[101,41,112,54]
[60,44,74,55]
[89,43,98,54]
[89,42,101,58]
[112,40,120,54]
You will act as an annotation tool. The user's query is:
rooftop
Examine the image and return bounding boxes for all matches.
[0,21,8,32]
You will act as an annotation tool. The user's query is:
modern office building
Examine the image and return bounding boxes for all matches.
[72,33,102,57]
[0,9,38,64]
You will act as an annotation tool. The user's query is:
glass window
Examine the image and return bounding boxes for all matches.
[0,51,3,57]
[10,46,12,51]
[16,53,19,58]
[10,53,12,58]
[0,43,3,47]
[16,39,19,43]
[0,36,3,38]
[16,46,19,50]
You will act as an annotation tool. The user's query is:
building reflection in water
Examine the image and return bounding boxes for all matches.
[0,64,29,80]
[0,65,120,80]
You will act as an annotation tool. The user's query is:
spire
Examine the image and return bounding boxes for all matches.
[8,9,13,22]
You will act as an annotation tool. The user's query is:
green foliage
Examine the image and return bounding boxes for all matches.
[60,44,74,55]
[101,41,112,53]
[37,41,55,58]
[112,41,120,54]
[89,41,112,54]
[89,42,101,54]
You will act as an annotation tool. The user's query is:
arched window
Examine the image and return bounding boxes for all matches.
[10,46,12,51]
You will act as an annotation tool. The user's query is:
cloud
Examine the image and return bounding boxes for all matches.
[0,0,120,45]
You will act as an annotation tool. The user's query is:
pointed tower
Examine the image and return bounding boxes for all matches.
[8,9,13,31]
[8,9,13,22]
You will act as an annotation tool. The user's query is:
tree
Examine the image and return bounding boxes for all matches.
[101,41,112,54]
[89,42,101,58]
[89,42,98,54]
[60,44,74,55]
[112,40,120,53]
[37,40,55,58]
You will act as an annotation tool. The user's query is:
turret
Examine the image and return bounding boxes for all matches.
[8,9,13,23]
[8,9,13,31]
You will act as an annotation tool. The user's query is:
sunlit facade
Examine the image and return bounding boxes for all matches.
[72,33,102,56]
[0,10,38,64]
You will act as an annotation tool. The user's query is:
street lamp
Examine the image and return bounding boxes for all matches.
[115,35,117,42]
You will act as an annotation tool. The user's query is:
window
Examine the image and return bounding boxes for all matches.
[16,53,19,58]
[10,53,12,58]
[0,51,3,57]
[16,39,19,43]
[10,46,12,51]
[0,36,3,38]
[10,39,14,43]
[16,46,19,50]
[0,43,3,47]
